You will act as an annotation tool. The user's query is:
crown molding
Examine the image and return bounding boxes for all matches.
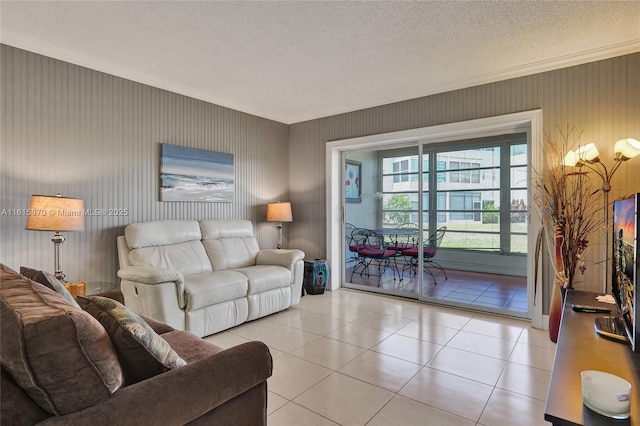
[2,37,638,125]
[450,39,640,89]
[289,39,640,124]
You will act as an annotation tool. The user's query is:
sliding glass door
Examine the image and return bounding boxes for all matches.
[342,132,530,318]
[419,136,528,316]
[344,146,421,299]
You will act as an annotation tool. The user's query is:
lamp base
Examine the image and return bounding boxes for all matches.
[277,223,283,249]
[52,232,66,282]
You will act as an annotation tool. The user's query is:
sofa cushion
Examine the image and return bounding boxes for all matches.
[184,271,248,311]
[199,219,255,240]
[0,264,123,415]
[129,240,213,276]
[78,296,187,385]
[125,220,202,249]
[19,266,81,308]
[200,219,260,270]
[1,367,51,425]
[233,265,291,294]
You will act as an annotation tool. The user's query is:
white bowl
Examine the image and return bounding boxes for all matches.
[581,370,632,419]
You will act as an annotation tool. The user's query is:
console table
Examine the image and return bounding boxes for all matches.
[545,290,640,425]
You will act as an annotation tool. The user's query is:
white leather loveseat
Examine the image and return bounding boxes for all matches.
[116,219,305,337]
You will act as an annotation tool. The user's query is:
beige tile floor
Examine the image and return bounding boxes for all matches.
[348,266,528,314]
[204,289,555,426]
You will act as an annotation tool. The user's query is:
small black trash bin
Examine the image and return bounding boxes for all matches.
[303,259,328,295]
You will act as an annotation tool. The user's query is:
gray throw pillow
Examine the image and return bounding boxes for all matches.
[1,264,124,415]
[20,266,81,309]
[78,295,187,384]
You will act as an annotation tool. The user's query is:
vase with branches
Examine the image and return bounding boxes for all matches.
[535,127,603,342]
[536,127,603,289]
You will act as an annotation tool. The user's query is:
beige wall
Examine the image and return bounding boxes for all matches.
[290,53,640,297]
[1,45,290,291]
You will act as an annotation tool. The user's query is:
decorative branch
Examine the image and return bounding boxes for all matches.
[535,126,602,288]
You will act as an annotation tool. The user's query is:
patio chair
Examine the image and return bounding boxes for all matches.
[350,228,398,285]
[345,223,360,265]
[401,226,448,284]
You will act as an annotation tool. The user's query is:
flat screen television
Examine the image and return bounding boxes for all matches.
[598,192,639,352]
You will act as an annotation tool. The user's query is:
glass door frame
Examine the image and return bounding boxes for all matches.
[327,110,544,328]
[341,144,422,299]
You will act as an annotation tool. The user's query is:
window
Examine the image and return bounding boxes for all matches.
[449,161,459,183]
[437,161,446,183]
[449,192,481,220]
[382,151,420,227]
[460,162,470,183]
[510,144,528,253]
[380,135,527,254]
[471,163,480,183]
[392,159,411,183]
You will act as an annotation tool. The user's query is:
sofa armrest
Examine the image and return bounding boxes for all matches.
[39,341,272,425]
[256,249,304,271]
[256,249,305,305]
[117,265,184,285]
[117,265,185,307]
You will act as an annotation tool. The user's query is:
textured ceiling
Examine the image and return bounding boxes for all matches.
[1,1,639,124]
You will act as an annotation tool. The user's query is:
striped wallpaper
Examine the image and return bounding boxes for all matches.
[1,45,290,292]
[289,53,640,297]
[1,44,639,298]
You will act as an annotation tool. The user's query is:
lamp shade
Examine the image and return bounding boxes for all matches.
[25,195,85,232]
[614,138,640,160]
[266,202,293,223]
[563,151,579,167]
[575,143,600,163]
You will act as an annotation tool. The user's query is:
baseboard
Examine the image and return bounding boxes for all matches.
[542,314,549,331]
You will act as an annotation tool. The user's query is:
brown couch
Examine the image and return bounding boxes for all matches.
[0,264,272,425]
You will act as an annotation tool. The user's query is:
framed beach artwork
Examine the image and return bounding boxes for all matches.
[160,143,234,202]
[345,160,361,203]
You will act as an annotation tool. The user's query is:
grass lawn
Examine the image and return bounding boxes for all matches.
[429,222,528,253]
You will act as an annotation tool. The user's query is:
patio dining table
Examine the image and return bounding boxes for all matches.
[372,228,420,278]
[373,228,418,246]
